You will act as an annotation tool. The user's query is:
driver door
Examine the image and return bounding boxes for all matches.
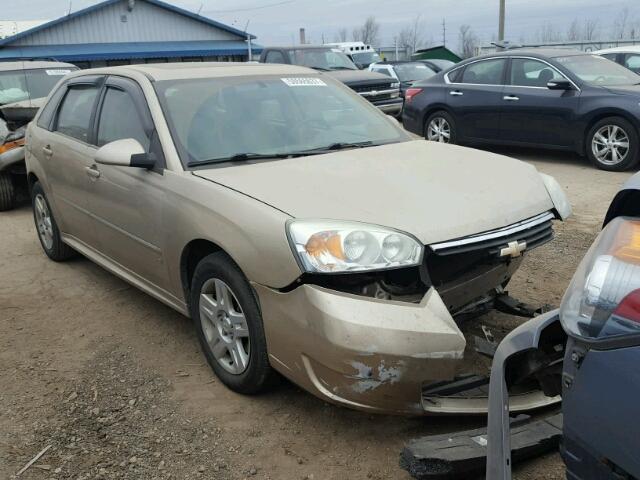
[85,76,170,290]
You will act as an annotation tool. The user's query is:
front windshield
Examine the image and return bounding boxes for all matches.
[394,63,436,82]
[0,68,75,105]
[352,52,382,66]
[555,54,640,86]
[155,75,408,166]
[288,49,357,70]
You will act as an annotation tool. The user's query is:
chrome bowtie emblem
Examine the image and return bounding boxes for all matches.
[500,240,527,258]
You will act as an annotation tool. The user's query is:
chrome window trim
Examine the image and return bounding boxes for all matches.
[444,55,581,92]
[430,211,555,251]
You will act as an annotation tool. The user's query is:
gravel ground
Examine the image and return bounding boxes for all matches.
[0,146,634,480]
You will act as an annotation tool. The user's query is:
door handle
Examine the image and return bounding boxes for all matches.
[85,165,101,179]
[503,95,520,101]
[42,145,53,156]
[449,90,463,96]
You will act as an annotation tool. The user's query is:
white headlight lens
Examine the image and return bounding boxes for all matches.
[541,173,572,220]
[560,217,640,339]
[287,220,423,273]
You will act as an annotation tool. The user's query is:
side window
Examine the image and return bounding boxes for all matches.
[509,58,566,87]
[373,67,392,77]
[601,53,618,62]
[460,59,506,85]
[55,85,100,143]
[624,54,640,73]
[264,51,286,64]
[447,67,464,83]
[97,87,150,150]
[37,84,67,131]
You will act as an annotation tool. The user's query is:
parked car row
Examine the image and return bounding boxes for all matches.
[21,61,571,415]
[0,61,77,210]
[403,48,640,171]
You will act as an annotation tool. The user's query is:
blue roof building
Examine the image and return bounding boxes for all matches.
[0,0,261,68]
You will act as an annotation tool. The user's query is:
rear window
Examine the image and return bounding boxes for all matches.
[460,59,506,85]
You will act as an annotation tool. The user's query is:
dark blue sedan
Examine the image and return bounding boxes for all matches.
[402,48,640,171]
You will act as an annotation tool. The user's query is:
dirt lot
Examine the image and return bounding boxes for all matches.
[0,147,634,480]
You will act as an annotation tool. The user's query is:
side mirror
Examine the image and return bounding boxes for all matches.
[95,138,155,169]
[547,79,573,90]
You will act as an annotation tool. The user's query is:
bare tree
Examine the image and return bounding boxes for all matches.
[334,28,348,43]
[583,18,599,41]
[537,22,561,43]
[397,15,426,55]
[352,16,380,45]
[458,25,478,59]
[566,18,581,41]
[613,7,630,39]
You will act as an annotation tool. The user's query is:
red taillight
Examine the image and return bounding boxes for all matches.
[405,88,424,104]
[613,289,640,322]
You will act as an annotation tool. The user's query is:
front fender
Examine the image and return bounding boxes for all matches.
[0,145,25,172]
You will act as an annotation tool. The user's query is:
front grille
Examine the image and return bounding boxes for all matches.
[365,93,394,102]
[425,212,555,310]
[350,82,393,93]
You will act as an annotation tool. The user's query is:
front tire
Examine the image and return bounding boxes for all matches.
[31,182,75,261]
[424,111,457,144]
[587,117,639,171]
[190,252,275,394]
[0,173,16,211]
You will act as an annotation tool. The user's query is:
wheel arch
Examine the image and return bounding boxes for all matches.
[582,110,640,156]
[180,238,226,306]
[421,104,457,133]
[27,172,39,191]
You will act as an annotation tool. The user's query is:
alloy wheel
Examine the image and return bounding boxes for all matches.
[592,124,630,166]
[426,117,451,143]
[199,278,250,375]
[34,193,54,250]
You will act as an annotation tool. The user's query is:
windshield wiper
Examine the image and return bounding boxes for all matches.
[188,142,377,167]
[188,152,295,167]
[298,141,375,153]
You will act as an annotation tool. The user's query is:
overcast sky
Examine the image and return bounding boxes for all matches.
[2,0,638,50]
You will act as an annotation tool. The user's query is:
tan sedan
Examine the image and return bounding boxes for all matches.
[25,63,571,415]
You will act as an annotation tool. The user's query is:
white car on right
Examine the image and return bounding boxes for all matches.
[595,45,640,74]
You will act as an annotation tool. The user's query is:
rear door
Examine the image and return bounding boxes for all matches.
[39,76,103,247]
[445,58,506,141]
[500,57,580,147]
[85,76,170,289]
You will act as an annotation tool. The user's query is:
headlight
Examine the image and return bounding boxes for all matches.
[391,82,400,89]
[560,217,640,340]
[287,220,423,273]
[540,173,572,220]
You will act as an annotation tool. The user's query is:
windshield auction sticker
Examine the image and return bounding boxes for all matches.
[281,78,327,87]
[46,69,73,75]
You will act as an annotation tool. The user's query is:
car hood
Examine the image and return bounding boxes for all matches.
[193,140,555,245]
[322,69,393,85]
[603,84,640,96]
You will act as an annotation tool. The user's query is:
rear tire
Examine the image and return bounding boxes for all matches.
[424,111,457,144]
[31,182,75,261]
[190,252,275,395]
[0,173,16,211]
[586,117,639,171]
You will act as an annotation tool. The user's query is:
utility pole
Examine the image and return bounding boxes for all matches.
[498,0,505,41]
[244,20,252,62]
[442,18,446,46]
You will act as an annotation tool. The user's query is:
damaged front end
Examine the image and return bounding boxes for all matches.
[256,211,562,415]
